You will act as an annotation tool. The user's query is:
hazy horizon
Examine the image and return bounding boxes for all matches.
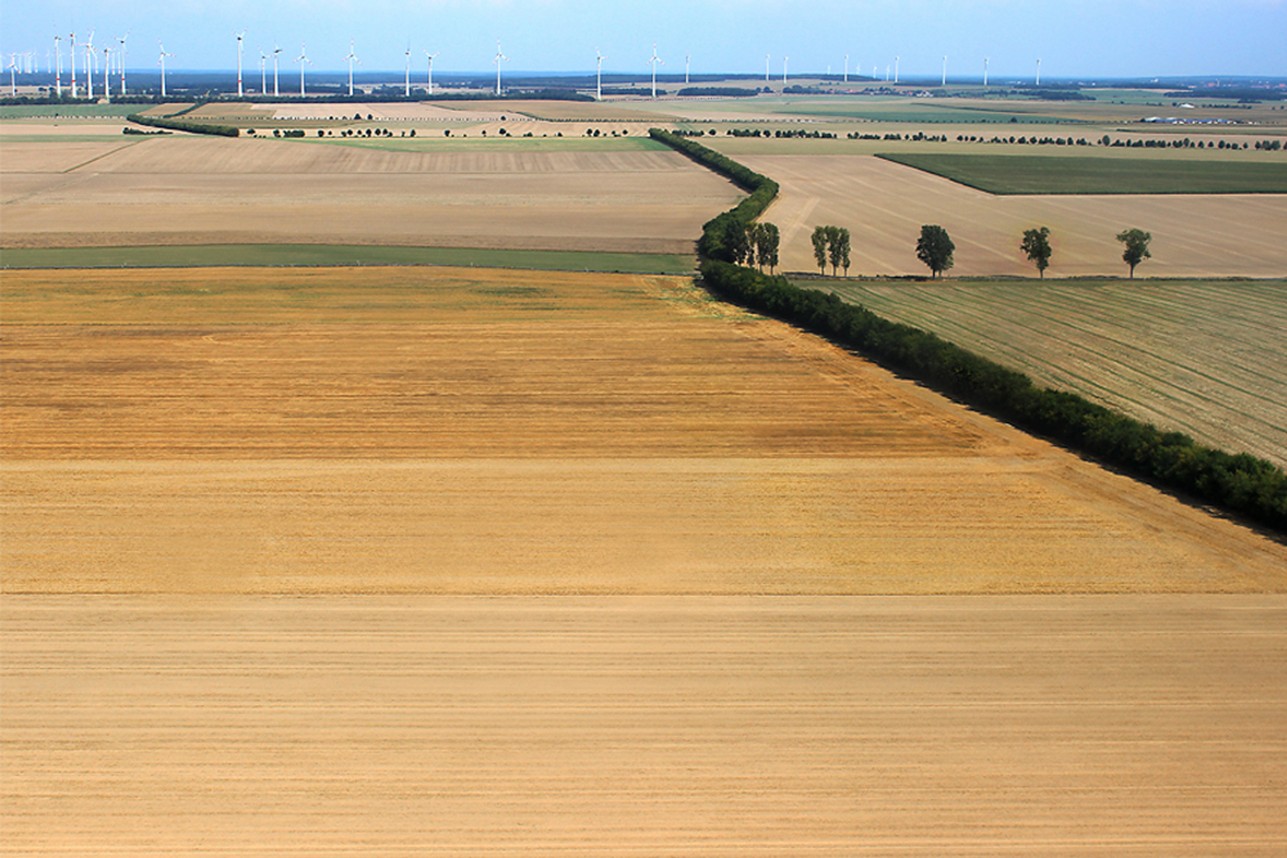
[2,0,1285,79]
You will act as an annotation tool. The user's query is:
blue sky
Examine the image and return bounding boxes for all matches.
[2,0,1285,78]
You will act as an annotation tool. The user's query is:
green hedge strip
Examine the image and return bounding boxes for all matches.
[127,113,240,137]
[648,128,1287,533]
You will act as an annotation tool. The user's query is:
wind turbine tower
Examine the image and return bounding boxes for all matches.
[1036,58,1042,86]
[844,53,849,83]
[595,49,605,101]
[404,46,411,97]
[942,55,947,87]
[7,56,16,97]
[425,52,437,96]
[158,44,174,98]
[296,45,311,96]
[235,32,246,97]
[765,53,770,83]
[259,51,267,94]
[344,42,360,96]
[54,35,62,97]
[103,46,111,100]
[84,33,95,100]
[648,44,663,99]
[783,55,788,84]
[117,34,128,94]
[894,55,900,84]
[493,42,507,96]
[984,57,989,87]
[685,53,690,84]
[69,33,77,98]
[273,47,281,96]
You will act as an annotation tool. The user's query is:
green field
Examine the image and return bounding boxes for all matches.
[877,152,1287,194]
[817,277,1287,467]
[0,244,695,275]
[0,104,143,119]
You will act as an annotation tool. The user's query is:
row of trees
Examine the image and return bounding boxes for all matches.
[646,127,1286,531]
[811,227,852,276]
[805,223,1152,280]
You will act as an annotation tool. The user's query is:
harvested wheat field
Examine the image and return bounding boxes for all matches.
[4,265,1284,596]
[746,154,1287,277]
[0,134,740,253]
[4,595,1286,856]
[4,266,1286,855]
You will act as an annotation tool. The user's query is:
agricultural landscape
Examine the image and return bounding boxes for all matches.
[3,44,1287,857]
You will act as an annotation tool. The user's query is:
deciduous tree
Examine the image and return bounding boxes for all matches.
[1116,228,1152,279]
[811,226,829,274]
[916,225,955,278]
[1020,226,1052,278]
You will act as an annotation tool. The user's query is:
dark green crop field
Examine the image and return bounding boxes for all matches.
[876,153,1287,194]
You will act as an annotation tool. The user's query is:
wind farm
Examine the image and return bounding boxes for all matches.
[2,2,1287,856]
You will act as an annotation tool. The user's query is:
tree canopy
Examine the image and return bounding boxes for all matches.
[1116,228,1152,279]
[916,225,955,278]
[1020,227,1053,278]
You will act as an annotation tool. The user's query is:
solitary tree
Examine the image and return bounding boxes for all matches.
[811,226,830,274]
[1116,228,1152,279]
[916,225,955,278]
[1020,226,1053,278]
[754,222,781,274]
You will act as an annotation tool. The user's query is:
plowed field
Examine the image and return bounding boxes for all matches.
[746,154,1287,277]
[0,135,740,253]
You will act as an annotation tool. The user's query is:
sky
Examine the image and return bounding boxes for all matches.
[2,0,1285,79]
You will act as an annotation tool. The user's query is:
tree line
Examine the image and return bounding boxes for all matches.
[647,127,1286,532]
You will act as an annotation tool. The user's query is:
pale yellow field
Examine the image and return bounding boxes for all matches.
[4,267,1283,596]
[5,595,1285,856]
[0,134,741,252]
[745,153,1287,277]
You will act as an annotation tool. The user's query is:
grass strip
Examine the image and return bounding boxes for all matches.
[0,244,695,276]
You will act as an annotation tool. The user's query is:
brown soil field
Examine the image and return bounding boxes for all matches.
[3,266,1283,596]
[0,135,741,253]
[4,595,1285,856]
[744,153,1287,277]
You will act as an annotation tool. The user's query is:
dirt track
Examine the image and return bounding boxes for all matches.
[746,154,1287,278]
[4,595,1286,856]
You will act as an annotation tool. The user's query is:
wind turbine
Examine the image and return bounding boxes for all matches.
[685,53,690,84]
[69,32,78,98]
[296,44,310,97]
[425,52,437,96]
[595,48,605,101]
[235,32,245,97]
[942,55,947,87]
[493,42,507,96]
[783,55,788,84]
[1036,58,1042,87]
[844,53,849,83]
[648,44,663,99]
[765,52,770,83]
[7,56,16,97]
[102,45,112,100]
[117,34,128,94]
[84,32,95,100]
[983,57,989,87]
[158,44,173,98]
[54,35,62,97]
[403,46,411,97]
[344,42,359,97]
[894,54,900,84]
[272,46,281,96]
[259,50,267,94]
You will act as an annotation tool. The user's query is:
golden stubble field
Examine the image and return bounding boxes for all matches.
[4,266,1286,855]
[0,134,741,252]
[742,153,1287,277]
